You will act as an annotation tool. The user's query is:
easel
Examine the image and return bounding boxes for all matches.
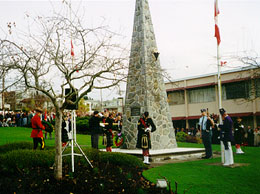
[62,110,93,172]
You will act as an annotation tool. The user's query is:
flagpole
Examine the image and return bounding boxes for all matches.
[215,0,222,123]
[217,44,222,123]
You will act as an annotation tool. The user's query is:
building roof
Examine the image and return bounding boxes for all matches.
[166,65,258,84]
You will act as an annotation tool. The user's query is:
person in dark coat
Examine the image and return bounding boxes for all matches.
[218,108,234,166]
[198,109,214,159]
[136,112,156,164]
[234,117,245,154]
[211,114,220,144]
[89,111,103,149]
[104,113,114,152]
[62,115,71,147]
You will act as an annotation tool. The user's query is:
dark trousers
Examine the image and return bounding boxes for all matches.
[33,137,45,150]
[91,134,99,149]
[202,130,212,158]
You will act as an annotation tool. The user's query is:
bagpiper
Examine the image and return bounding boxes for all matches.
[136,112,156,165]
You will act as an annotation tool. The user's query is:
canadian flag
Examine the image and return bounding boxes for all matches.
[71,40,75,57]
[214,0,221,45]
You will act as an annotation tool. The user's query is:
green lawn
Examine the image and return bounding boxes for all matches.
[1,127,259,194]
[144,142,260,194]
[0,127,105,148]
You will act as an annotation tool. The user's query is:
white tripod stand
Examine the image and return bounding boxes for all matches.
[62,110,93,172]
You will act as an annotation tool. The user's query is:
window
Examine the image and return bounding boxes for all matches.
[255,78,260,97]
[188,86,215,103]
[167,90,185,105]
[222,81,250,100]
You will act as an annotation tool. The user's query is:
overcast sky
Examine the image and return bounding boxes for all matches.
[1,0,260,100]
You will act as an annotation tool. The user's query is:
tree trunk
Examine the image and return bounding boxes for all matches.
[54,108,63,180]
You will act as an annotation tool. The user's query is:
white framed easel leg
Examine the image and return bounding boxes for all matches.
[62,110,93,172]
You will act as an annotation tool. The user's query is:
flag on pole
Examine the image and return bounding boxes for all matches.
[215,25,221,45]
[214,0,221,45]
[71,40,75,57]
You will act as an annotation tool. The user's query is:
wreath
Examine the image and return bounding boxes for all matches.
[114,132,125,147]
[42,120,54,133]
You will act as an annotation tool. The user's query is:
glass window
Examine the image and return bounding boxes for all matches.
[188,86,215,103]
[167,90,185,105]
[255,78,260,97]
[223,81,250,100]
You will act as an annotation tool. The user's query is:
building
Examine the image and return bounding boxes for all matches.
[83,97,124,114]
[165,67,260,129]
[103,97,124,113]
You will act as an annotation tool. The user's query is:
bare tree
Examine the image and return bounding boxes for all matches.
[0,8,128,179]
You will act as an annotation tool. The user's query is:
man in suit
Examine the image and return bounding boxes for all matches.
[198,109,214,159]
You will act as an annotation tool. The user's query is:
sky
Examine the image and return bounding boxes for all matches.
[1,0,260,100]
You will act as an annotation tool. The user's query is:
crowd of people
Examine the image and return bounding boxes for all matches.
[0,110,55,128]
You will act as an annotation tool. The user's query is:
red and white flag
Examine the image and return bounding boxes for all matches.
[71,40,75,57]
[214,0,221,45]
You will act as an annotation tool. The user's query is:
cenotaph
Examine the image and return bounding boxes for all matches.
[122,0,177,150]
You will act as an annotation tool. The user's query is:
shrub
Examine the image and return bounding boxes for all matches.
[0,142,33,154]
[186,135,199,143]
[99,152,145,168]
[0,143,145,174]
[0,142,53,154]
[63,148,145,168]
[0,149,55,171]
[176,132,188,142]
[76,116,90,134]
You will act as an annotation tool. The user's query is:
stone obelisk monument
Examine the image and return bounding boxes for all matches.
[122,0,177,150]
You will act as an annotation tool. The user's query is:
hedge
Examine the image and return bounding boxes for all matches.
[0,142,145,174]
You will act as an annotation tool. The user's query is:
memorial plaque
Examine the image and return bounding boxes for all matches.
[131,107,140,116]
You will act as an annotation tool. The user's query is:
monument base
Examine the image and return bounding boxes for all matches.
[100,147,205,163]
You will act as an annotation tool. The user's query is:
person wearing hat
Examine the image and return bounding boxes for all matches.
[89,111,104,149]
[218,108,234,166]
[234,117,245,154]
[198,109,214,159]
[136,112,156,164]
[30,107,45,150]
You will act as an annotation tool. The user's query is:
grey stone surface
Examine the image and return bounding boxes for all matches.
[122,0,177,150]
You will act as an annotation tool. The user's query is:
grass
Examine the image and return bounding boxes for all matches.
[2,127,259,194]
[144,142,260,194]
[0,127,105,148]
